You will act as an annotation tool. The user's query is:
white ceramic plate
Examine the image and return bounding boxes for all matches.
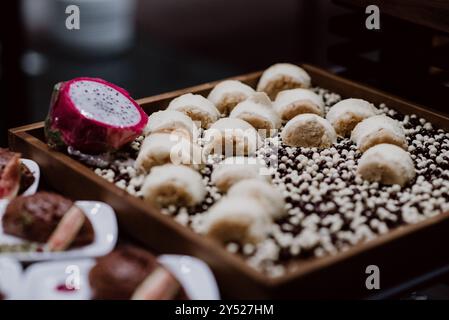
[22,255,220,300]
[0,201,118,262]
[0,257,23,300]
[0,158,40,210]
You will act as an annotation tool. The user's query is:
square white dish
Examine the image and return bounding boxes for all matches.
[0,201,117,262]
[22,255,220,300]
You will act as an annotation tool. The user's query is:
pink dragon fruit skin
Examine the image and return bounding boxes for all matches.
[45,77,148,154]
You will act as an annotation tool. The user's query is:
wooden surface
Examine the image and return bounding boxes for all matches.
[335,0,449,33]
[9,65,449,298]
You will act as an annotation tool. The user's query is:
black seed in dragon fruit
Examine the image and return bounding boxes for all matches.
[45,77,148,154]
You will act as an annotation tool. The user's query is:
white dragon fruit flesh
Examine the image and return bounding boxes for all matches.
[45,77,148,154]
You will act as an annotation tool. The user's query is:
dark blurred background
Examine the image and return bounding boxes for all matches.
[1,0,449,147]
[1,0,449,299]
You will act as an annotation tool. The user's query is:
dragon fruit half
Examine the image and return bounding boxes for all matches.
[45,77,148,154]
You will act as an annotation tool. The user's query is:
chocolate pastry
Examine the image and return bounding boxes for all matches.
[76,66,449,277]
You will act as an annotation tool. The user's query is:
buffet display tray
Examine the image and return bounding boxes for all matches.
[8,64,449,299]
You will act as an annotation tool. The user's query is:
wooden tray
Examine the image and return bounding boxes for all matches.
[8,65,449,299]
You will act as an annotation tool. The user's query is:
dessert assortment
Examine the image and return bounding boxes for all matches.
[36,64,449,278]
[0,77,220,301]
[0,191,216,299]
